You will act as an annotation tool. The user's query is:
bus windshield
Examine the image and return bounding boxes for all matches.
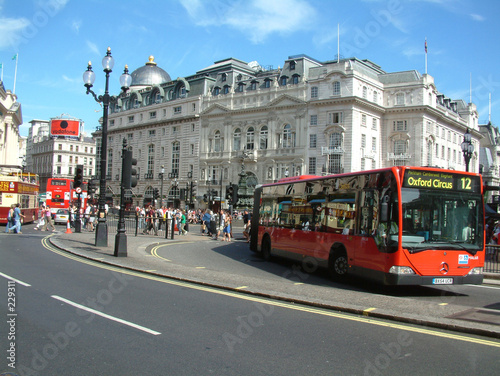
[398,187,484,253]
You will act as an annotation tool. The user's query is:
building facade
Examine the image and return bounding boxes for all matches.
[26,118,96,191]
[98,54,483,210]
[0,81,23,174]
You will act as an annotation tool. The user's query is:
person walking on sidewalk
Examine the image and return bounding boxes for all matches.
[43,205,56,232]
[5,205,14,233]
[6,203,24,234]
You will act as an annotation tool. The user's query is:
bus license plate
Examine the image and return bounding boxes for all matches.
[433,278,453,285]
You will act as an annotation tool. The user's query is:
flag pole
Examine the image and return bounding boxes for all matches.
[13,53,18,94]
[424,38,427,74]
[337,23,340,63]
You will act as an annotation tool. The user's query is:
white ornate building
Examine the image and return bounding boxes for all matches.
[99,54,482,210]
[0,81,23,175]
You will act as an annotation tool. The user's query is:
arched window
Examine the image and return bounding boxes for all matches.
[246,127,255,150]
[393,140,408,166]
[233,128,241,151]
[328,133,343,174]
[259,126,268,149]
[214,130,222,152]
[213,87,220,96]
[281,124,295,148]
[221,73,227,82]
[223,85,230,95]
[237,83,245,92]
[292,74,299,84]
[250,81,257,90]
[280,76,287,86]
[333,81,341,96]
[178,85,186,98]
[264,79,271,88]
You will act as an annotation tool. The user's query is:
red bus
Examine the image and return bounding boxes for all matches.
[250,166,485,285]
[45,178,87,214]
[0,172,40,225]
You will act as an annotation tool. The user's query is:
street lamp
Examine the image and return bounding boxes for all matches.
[461,128,474,172]
[83,47,131,246]
[159,165,165,208]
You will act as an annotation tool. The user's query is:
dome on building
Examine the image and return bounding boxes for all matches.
[130,56,171,87]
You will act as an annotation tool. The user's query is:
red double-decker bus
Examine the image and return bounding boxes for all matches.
[0,172,40,225]
[45,178,87,214]
[250,166,485,285]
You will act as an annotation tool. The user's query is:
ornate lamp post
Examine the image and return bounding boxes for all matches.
[461,128,474,172]
[83,47,131,246]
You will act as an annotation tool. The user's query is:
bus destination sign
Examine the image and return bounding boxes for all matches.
[403,170,480,193]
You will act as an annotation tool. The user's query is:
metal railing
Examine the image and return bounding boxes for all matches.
[485,245,500,273]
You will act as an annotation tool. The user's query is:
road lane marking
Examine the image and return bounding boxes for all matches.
[41,236,500,348]
[51,295,161,336]
[0,271,31,286]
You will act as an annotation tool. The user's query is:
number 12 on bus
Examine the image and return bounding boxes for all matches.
[250,166,485,285]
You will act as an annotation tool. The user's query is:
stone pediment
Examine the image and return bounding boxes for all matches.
[201,103,230,115]
[267,94,305,108]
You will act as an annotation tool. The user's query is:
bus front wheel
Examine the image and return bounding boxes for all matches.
[328,251,348,280]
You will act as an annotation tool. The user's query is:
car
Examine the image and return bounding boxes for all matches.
[54,209,70,225]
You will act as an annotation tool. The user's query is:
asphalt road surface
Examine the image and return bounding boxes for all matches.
[0,231,499,375]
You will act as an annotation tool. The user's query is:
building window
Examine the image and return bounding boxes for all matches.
[250,81,257,90]
[372,118,377,130]
[259,126,268,150]
[147,145,155,175]
[264,79,271,88]
[76,146,79,152]
[394,120,407,132]
[214,87,220,96]
[223,85,230,94]
[333,81,341,96]
[110,120,115,126]
[362,86,367,99]
[237,83,245,92]
[127,133,133,141]
[310,134,317,148]
[372,137,377,152]
[328,133,342,174]
[214,130,222,152]
[150,111,156,119]
[281,124,295,148]
[69,156,73,163]
[310,115,317,125]
[149,130,156,137]
[396,93,405,105]
[107,149,113,178]
[171,141,180,177]
[58,144,62,150]
[361,114,367,127]
[221,73,227,82]
[280,76,287,86]
[57,155,62,162]
[309,157,316,175]
[292,75,299,84]
[174,106,182,114]
[246,127,255,150]
[373,91,378,103]
[328,112,342,124]
[233,128,241,151]
[128,116,134,123]
[393,140,408,166]
[361,134,366,148]
[70,145,73,152]
[289,61,295,70]
[311,86,318,98]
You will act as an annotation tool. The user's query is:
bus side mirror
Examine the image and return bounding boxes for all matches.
[380,195,390,222]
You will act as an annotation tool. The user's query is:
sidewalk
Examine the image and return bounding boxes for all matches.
[49,224,500,339]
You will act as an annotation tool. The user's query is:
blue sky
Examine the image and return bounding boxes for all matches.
[1,0,499,137]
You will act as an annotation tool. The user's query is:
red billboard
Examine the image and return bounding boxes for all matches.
[50,119,80,137]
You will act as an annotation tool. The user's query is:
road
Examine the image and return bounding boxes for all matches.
[0,230,499,375]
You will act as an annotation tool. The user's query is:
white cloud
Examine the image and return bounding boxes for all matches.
[470,13,485,21]
[180,0,317,44]
[0,17,31,50]
[72,20,82,34]
[86,40,100,56]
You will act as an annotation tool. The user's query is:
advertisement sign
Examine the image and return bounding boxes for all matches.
[50,119,80,137]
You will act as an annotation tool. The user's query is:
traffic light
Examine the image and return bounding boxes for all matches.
[225,184,233,200]
[231,184,239,206]
[203,193,208,202]
[87,179,96,195]
[153,188,159,200]
[74,164,83,188]
[122,150,138,189]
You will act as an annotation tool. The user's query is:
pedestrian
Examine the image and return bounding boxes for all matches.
[34,204,46,230]
[180,210,187,235]
[5,204,14,233]
[243,209,252,243]
[43,205,56,232]
[7,203,24,234]
[223,212,231,242]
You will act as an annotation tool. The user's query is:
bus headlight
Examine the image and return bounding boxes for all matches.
[389,266,416,275]
[467,267,483,275]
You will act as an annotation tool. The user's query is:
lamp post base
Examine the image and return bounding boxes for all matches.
[95,222,108,247]
[114,232,127,257]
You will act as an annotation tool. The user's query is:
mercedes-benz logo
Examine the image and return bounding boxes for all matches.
[440,262,449,274]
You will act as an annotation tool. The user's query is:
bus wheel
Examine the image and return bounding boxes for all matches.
[328,251,348,280]
[261,237,271,261]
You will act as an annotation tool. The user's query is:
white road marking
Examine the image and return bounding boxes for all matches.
[51,295,161,335]
[0,271,31,286]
